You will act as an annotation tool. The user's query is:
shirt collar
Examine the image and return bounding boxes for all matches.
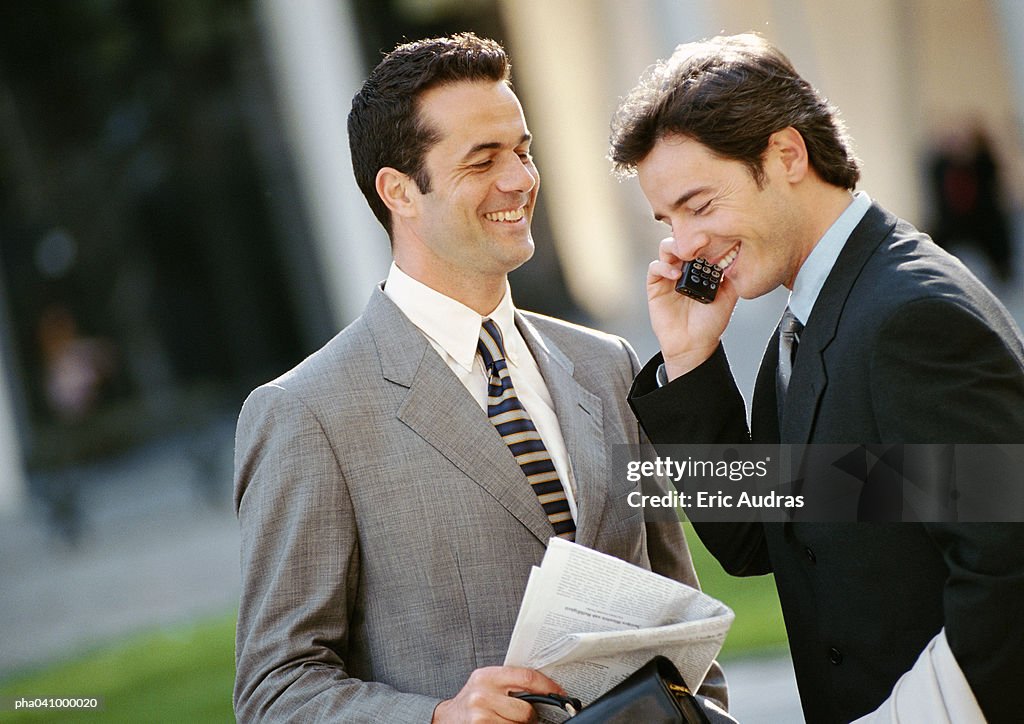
[788,190,872,324]
[382,262,518,371]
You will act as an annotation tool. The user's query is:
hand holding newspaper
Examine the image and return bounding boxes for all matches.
[505,538,733,718]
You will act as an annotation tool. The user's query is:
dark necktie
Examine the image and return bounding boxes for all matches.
[478,320,576,540]
[776,307,803,418]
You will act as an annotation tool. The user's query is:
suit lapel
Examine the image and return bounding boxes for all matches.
[779,203,896,443]
[364,289,556,545]
[751,329,781,443]
[515,313,607,549]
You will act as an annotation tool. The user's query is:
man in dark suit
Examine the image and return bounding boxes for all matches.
[233,33,731,722]
[609,33,1024,723]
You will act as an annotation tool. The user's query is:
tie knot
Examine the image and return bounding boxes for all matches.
[780,307,803,340]
[478,319,507,369]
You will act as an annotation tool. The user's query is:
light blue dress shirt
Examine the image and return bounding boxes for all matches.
[787,191,872,324]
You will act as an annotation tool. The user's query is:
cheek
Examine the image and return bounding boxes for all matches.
[450,191,481,218]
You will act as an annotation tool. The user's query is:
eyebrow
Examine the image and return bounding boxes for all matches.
[461,133,532,162]
[653,186,711,221]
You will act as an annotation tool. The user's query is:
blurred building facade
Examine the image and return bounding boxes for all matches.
[1,0,1022,518]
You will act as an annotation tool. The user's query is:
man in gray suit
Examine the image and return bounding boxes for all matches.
[233,33,729,722]
[611,33,1024,723]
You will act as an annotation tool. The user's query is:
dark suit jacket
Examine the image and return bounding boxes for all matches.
[234,287,728,722]
[630,202,1024,723]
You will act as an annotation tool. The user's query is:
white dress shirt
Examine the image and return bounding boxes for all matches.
[383,262,579,521]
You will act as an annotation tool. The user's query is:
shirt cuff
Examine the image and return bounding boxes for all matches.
[850,628,983,723]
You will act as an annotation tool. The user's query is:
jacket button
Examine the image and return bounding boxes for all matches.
[804,546,816,564]
[829,647,843,665]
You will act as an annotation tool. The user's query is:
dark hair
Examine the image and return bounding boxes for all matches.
[348,33,511,236]
[609,33,860,189]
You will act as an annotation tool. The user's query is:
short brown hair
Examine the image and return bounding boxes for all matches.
[348,33,511,236]
[609,33,860,189]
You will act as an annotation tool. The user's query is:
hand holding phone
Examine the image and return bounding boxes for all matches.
[646,239,736,379]
[674,257,723,303]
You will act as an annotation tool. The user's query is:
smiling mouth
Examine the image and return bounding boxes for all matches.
[713,242,740,271]
[484,207,526,223]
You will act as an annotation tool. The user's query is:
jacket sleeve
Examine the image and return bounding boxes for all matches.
[629,344,772,577]
[628,344,750,447]
[233,384,439,722]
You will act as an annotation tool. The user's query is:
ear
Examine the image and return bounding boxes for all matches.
[768,127,809,183]
[375,167,418,221]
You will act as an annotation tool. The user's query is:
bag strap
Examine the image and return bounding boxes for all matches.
[510,691,582,716]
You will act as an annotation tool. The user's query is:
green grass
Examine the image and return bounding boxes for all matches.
[0,530,785,721]
[0,612,236,723]
[683,522,790,659]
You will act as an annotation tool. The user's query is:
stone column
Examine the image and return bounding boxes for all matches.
[257,0,391,327]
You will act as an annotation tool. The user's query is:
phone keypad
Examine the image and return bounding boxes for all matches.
[675,257,722,303]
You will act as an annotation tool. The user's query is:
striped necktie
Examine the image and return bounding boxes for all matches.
[478,320,576,540]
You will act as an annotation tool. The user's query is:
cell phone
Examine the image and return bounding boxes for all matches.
[674,257,722,303]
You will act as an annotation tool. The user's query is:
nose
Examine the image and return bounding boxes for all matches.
[495,152,538,194]
[671,220,710,260]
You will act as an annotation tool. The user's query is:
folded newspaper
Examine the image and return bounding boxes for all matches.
[504,537,733,717]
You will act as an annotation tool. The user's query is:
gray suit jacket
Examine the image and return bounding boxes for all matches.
[234,286,726,722]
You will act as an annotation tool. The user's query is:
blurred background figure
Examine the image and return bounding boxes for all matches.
[927,120,1017,283]
[37,302,117,426]
[34,301,118,543]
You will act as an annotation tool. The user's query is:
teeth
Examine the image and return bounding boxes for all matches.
[716,243,740,270]
[485,207,525,222]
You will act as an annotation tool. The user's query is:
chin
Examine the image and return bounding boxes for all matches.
[502,242,535,272]
[732,276,775,301]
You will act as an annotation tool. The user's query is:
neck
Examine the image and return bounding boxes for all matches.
[791,184,855,282]
[441,279,507,316]
[392,259,506,316]
[813,185,856,238]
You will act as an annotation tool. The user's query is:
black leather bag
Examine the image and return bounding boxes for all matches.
[514,655,711,723]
